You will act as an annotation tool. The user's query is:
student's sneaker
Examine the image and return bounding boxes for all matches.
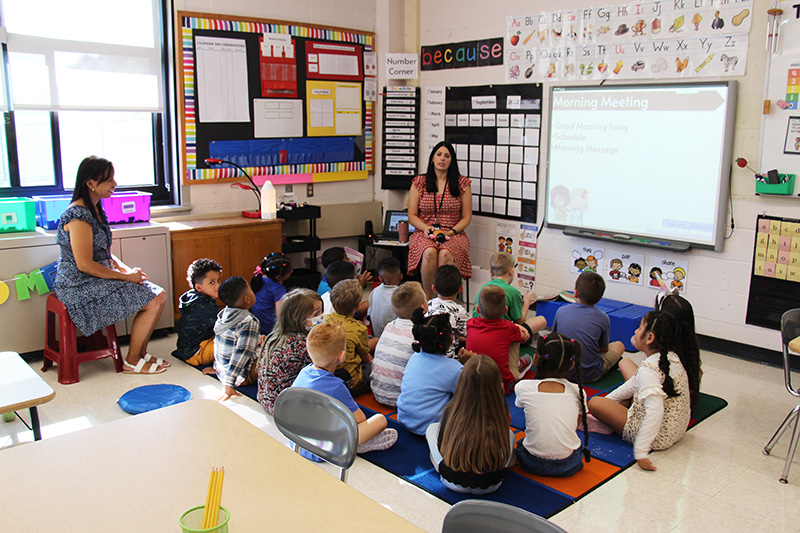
[518,354,533,377]
[357,428,398,453]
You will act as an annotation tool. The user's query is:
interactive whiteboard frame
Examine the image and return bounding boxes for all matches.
[545,81,738,252]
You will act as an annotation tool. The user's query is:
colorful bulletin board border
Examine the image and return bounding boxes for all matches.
[177,12,374,185]
[505,0,752,83]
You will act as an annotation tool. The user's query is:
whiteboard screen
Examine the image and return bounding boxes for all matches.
[546,82,737,251]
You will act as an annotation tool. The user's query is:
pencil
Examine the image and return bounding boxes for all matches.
[210,467,225,526]
[203,468,221,529]
[201,467,216,528]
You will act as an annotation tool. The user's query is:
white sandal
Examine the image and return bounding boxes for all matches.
[143,354,171,368]
[123,358,167,375]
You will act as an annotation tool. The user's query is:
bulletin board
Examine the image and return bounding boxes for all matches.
[445,84,542,222]
[745,214,800,330]
[760,6,800,190]
[177,12,375,185]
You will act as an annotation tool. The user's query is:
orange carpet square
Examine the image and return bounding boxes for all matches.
[510,457,620,498]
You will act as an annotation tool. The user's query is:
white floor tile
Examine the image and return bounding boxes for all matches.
[4,337,799,533]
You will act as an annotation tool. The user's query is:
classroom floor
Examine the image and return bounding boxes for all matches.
[3,333,800,532]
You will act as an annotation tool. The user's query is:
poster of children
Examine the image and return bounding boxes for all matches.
[517,223,538,291]
[647,256,690,293]
[570,243,603,274]
[606,250,645,286]
[496,221,537,291]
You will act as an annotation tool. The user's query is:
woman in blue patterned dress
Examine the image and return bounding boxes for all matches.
[54,156,168,374]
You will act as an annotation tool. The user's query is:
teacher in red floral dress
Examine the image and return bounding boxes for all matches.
[407,141,472,300]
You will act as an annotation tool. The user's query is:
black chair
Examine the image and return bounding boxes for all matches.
[763,308,800,483]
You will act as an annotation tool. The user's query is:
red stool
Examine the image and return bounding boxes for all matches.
[42,293,124,384]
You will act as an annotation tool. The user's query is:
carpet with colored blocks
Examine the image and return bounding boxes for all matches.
[204,355,727,518]
[350,362,727,519]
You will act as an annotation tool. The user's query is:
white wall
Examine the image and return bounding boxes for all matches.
[419,0,798,351]
[174,0,393,218]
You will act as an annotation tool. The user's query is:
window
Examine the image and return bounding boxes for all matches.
[0,0,174,202]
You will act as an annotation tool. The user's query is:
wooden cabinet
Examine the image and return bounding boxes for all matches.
[165,217,282,319]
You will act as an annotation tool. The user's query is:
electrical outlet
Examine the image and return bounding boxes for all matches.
[285,184,293,193]
[306,183,314,197]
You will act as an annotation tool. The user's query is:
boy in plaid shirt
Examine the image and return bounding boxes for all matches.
[213,276,262,400]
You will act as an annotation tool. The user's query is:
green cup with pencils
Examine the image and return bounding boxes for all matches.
[180,467,229,532]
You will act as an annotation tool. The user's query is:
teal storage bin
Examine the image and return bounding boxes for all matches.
[756,174,795,195]
[33,194,72,230]
[0,197,36,233]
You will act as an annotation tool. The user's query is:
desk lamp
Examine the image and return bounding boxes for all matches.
[205,158,261,218]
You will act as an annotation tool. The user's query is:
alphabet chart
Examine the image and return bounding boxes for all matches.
[445,84,542,221]
[746,214,800,331]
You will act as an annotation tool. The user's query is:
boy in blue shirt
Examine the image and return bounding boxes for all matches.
[293,322,397,453]
[552,271,625,382]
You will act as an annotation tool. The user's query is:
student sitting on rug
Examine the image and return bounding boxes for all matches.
[426,265,469,358]
[472,251,546,380]
[467,284,544,394]
[515,333,591,477]
[317,246,348,295]
[257,288,323,414]
[326,279,373,395]
[213,276,262,401]
[370,282,427,406]
[368,256,402,338]
[426,354,516,495]
[551,270,625,383]
[397,310,470,435]
[589,310,692,471]
[321,260,371,319]
[173,258,222,365]
[292,322,397,454]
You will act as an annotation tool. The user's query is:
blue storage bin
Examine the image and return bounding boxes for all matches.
[609,304,651,352]
[33,195,72,230]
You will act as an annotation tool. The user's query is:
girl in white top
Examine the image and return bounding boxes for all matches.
[589,310,690,471]
[514,333,591,477]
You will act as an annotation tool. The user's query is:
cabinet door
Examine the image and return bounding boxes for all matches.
[118,234,174,331]
[170,231,231,318]
[230,225,282,279]
[0,243,60,354]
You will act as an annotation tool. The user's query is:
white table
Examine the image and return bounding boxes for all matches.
[0,399,421,532]
[0,351,55,440]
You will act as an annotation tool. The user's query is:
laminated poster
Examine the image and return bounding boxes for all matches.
[606,249,645,286]
[646,255,689,293]
[506,0,752,83]
[570,243,603,275]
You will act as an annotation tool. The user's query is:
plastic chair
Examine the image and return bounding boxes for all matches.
[442,500,568,533]
[764,308,800,483]
[42,293,123,384]
[273,387,359,483]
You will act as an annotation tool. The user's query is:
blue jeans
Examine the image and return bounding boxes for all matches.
[515,440,584,477]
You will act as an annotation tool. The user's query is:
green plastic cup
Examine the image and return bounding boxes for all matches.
[179,505,230,533]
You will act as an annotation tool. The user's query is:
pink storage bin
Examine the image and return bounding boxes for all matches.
[101,191,152,224]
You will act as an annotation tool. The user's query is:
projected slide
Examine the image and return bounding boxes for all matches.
[547,84,733,248]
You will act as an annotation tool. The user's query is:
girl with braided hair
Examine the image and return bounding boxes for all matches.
[589,310,691,471]
[514,333,591,477]
[397,308,466,435]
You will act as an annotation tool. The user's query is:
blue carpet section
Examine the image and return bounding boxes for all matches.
[358,407,574,518]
